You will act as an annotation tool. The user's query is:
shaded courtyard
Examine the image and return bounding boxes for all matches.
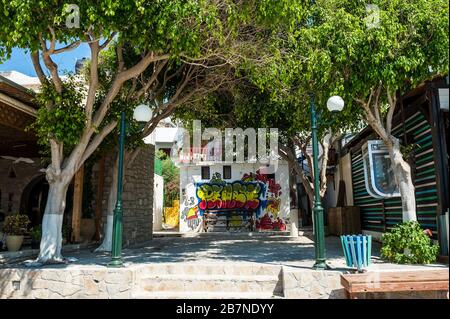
[2,233,446,272]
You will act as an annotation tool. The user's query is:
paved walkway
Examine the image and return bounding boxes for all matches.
[6,233,447,273]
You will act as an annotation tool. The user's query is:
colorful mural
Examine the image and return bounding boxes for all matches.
[180,169,286,232]
[242,170,286,231]
[162,200,180,229]
[196,181,264,212]
[180,183,203,232]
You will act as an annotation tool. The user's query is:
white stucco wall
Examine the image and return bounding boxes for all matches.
[152,174,164,231]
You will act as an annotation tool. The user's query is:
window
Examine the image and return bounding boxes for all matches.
[201,166,210,180]
[362,140,400,198]
[223,166,232,179]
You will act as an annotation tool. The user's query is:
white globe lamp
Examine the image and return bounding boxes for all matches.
[326,95,345,112]
[133,104,153,122]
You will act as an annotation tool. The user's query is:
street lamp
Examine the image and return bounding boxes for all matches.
[108,104,152,268]
[310,94,344,270]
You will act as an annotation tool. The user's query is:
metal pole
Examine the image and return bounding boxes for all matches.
[310,93,327,270]
[108,111,126,267]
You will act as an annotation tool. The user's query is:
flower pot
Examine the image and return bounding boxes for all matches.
[6,235,24,252]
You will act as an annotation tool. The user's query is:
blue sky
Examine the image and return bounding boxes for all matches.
[0,44,90,77]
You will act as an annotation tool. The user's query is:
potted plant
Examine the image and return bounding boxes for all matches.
[30,225,42,249]
[2,214,30,251]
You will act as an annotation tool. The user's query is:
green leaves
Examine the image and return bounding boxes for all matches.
[156,150,180,207]
[30,78,86,148]
[381,221,439,264]
[2,214,30,236]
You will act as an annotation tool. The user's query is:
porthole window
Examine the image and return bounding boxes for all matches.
[362,140,400,198]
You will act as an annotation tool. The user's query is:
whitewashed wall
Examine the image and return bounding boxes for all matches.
[152,174,164,231]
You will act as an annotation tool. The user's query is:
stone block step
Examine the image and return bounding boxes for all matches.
[139,274,282,294]
[133,291,282,299]
[135,263,282,277]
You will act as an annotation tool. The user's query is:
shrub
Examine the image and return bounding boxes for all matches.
[381,221,439,264]
[156,150,180,207]
[2,214,30,236]
[30,225,42,241]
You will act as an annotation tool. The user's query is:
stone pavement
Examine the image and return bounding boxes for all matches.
[0,234,448,299]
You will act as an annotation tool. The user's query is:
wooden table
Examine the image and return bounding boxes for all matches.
[340,269,449,299]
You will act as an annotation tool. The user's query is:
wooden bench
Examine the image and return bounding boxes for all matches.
[340,269,449,299]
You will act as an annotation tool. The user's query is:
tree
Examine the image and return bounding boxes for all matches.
[227,0,448,222]
[0,0,304,262]
[174,80,354,216]
[292,0,449,221]
[92,44,238,252]
[176,0,449,227]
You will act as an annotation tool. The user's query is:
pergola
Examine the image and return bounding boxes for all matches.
[0,75,39,158]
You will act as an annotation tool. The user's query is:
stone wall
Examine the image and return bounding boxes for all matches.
[0,267,134,299]
[92,145,154,247]
[282,267,346,299]
[282,266,448,299]
[1,263,447,299]
[0,158,44,216]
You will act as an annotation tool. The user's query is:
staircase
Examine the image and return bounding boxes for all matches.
[132,263,283,299]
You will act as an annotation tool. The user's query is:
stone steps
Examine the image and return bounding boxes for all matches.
[133,291,281,299]
[133,263,283,299]
[139,274,281,293]
[134,263,282,276]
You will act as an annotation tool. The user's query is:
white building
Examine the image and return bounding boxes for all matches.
[179,160,291,233]
[143,121,181,156]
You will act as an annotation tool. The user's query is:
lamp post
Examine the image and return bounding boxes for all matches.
[310,93,344,270]
[108,104,153,268]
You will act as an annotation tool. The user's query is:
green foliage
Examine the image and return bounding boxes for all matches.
[381,221,439,264]
[2,214,30,236]
[294,0,449,113]
[30,79,86,149]
[30,225,42,241]
[0,0,303,61]
[400,143,421,160]
[156,150,180,207]
[231,0,449,142]
[1,0,304,175]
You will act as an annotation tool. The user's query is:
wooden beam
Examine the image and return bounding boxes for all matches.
[94,157,105,241]
[0,92,37,117]
[71,164,84,243]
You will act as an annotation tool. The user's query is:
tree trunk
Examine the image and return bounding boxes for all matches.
[95,155,119,252]
[386,136,417,222]
[37,180,70,263]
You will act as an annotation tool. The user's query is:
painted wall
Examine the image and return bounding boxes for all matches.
[179,161,290,233]
[329,152,354,207]
[152,174,164,231]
